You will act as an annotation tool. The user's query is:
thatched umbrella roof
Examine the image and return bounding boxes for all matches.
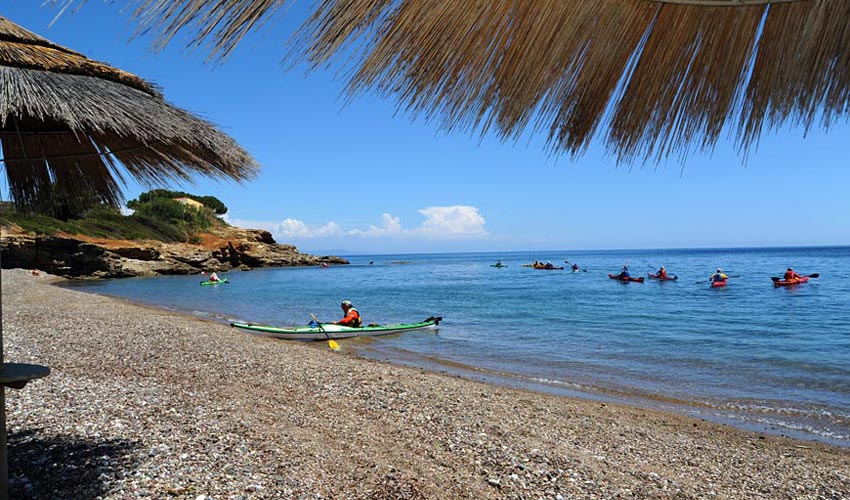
[112,0,849,163]
[0,15,257,213]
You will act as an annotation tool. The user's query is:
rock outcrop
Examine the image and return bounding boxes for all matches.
[0,223,347,278]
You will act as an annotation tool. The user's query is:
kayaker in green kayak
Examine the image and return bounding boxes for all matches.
[208,272,221,282]
[334,300,363,327]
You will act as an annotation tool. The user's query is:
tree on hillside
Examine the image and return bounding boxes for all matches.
[128,190,227,214]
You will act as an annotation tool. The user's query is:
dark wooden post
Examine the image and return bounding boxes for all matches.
[1,238,51,499]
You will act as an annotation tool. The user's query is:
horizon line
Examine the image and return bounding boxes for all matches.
[302,243,850,257]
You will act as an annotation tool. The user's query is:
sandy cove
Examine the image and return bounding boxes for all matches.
[3,269,848,499]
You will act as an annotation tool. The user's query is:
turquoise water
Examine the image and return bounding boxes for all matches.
[67,246,850,446]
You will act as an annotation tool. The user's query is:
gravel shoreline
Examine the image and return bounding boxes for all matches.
[4,268,849,499]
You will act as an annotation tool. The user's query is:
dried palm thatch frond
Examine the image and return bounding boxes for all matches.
[0,16,257,215]
[94,0,850,163]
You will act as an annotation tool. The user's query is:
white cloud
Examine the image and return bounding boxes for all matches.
[347,213,403,237]
[227,217,342,239]
[229,206,487,243]
[413,206,487,238]
[277,218,342,238]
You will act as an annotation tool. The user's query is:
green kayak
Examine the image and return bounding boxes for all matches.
[200,278,228,286]
[231,316,442,341]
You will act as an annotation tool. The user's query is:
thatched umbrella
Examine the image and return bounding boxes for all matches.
[0,15,257,496]
[0,15,257,213]
[99,0,849,163]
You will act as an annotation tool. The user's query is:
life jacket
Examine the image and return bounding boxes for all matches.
[658,269,667,278]
[712,273,727,282]
[342,307,362,327]
[784,270,799,281]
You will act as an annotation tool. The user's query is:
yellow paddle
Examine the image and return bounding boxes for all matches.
[311,313,340,351]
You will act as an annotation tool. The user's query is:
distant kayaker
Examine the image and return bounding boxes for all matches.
[334,300,362,327]
[208,272,220,282]
[657,266,668,279]
[784,267,801,281]
[615,265,630,279]
[710,269,727,283]
[571,263,580,272]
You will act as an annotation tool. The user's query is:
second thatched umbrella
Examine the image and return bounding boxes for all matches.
[0,15,257,214]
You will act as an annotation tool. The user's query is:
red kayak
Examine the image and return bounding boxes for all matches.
[774,276,809,287]
[647,273,677,281]
[711,279,727,288]
[608,274,644,283]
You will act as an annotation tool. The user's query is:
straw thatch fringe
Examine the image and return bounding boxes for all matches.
[0,16,157,96]
[3,118,124,214]
[128,0,291,61]
[0,66,257,211]
[63,0,850,163]
[607,3,765,163]
[740,1,850,149]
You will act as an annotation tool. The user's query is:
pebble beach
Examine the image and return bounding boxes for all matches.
[4,268,849,499]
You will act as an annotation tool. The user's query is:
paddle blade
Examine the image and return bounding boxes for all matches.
[771,277,780,281]
[808,273,820,278]
[328,340,340,351]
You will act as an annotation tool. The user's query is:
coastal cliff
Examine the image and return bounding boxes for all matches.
[0,222,347,278]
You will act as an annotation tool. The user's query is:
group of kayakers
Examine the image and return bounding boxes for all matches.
[503,261,813,287]
[532,260,559,270]
[616,265,804,286]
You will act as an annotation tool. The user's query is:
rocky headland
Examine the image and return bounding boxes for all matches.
[0,222,347,278]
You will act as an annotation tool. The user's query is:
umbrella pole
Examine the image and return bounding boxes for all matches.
[1,242,7,499]
[0,223,50,500]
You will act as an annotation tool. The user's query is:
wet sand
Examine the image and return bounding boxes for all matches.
[4,269,849,499]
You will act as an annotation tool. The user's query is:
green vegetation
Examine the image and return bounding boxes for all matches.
[1,190,229,243]
[128,189,227,215]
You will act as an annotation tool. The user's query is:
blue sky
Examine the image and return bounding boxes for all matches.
[4,2,849,254]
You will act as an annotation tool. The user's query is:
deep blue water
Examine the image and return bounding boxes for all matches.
[66,247,850,446]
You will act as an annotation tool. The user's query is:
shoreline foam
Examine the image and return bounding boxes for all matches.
[4,269,849,499]
[356,343,850,448]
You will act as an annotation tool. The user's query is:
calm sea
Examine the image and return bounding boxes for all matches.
[66,246,850,446]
